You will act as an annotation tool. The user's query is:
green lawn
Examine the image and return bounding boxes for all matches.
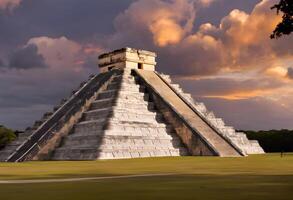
[0,154,293,200]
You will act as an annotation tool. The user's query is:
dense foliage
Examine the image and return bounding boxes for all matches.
[271,0,293,38]
[243,129,293,152]
[0,125,16,149]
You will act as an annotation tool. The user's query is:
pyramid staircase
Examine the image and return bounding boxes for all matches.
[52,70,189,160]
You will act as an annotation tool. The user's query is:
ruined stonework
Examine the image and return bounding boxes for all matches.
[0,47,264,162]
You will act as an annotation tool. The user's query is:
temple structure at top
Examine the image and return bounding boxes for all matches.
[0,47,264,162]
[98,47,157,72]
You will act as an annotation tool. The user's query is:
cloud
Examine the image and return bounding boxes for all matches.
[287,67,293,79]
[0,0,21,10]
[8,44,48,69]
[165,0,292,76]
[110,0,196,47]
[198,0,217,7]
[28,36,82,68]
[0,66,92,129]
[265,66,288,78]
[1,36,97,72]
[107,0,292,77]
[0,39,96,129]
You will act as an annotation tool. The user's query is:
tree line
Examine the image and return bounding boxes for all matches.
[243,129,293,153]
[0,125,16,150]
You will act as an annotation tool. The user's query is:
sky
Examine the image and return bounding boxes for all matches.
[0,0,292,131]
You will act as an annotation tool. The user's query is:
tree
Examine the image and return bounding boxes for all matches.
[0,125,16,149]
[271,0,293,38]
[243,129,293,152]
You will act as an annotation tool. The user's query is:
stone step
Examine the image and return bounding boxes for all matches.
[74,119,173,134]
[114,98,151,105]
[66,130,104,137]
[98,148,190,159]
[110,114,164,124]
[107,120,172,129]
[82,108,112,121]
[107,82,145,92]
[121,77,138,84]
[113,102,155,111]
[110,78,136,86]
[118,87,146,93]
[117,92,149,100]
[83,106,162,122]
[111,106,156,114]
[96,90,118,100]
[90,98,114,110]
[65,133,177,141]
[61,134,183,147]
[97,88,148,100]
[53,146,189,161]
[74,119,107,132]
[208,118,225,127]
[159,74,171,82]
[52,147,98,160]
[112,75,123,82]
[67,125,177,137]
[116,105,157,112]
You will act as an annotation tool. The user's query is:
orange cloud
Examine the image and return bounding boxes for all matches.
[114,0,196,47]
[150,18,185,46]
[199,0,216,7]
[163,0,293,76]
[265,66,288,78]
[110,0,292,78]
[0,0,21,10]
[204,89,273,100]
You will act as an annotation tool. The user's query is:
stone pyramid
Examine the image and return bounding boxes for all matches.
[52,69,189,160]
[0,48,264,162]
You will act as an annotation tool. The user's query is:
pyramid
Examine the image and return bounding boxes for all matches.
[0,48,264,162]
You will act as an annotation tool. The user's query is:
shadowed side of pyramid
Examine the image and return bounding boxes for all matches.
[0,47,264,162]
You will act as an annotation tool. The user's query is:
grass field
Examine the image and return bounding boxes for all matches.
[0,154,293,200]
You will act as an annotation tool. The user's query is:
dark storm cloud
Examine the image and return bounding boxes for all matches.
[287,67,293,79]
[0,0,134,50]
[8,44,47,69]
[0,67,92,129]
